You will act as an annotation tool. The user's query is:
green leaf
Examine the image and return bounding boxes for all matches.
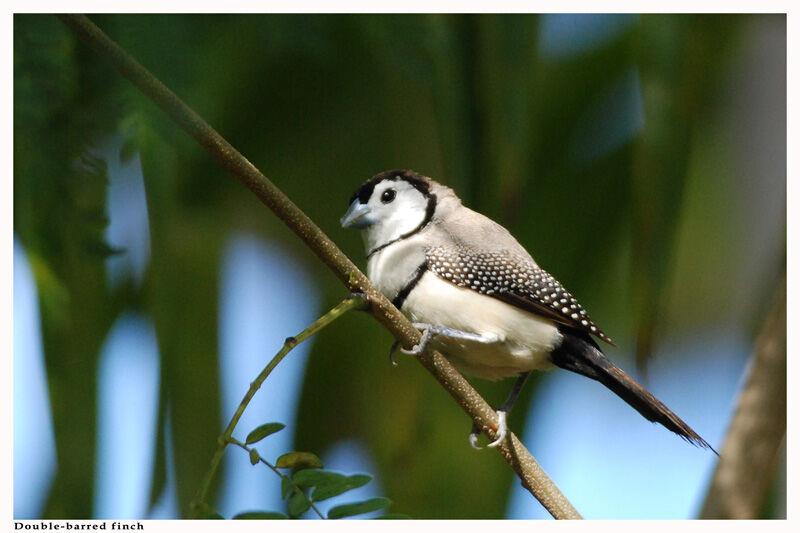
[249,448,260,465]
[291,468,330,487]
[287,491,311,518]
[233,511,288,519]
[276,451,322,470]
[328,497,391,519]
[200,511,225,519]
[245,422,286,444]
[280,476,293,500]
[373,513,411,519]
[291,469,373,501]
[313,474,372,502]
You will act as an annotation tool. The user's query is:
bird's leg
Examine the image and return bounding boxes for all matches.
[400,323,500,355]
[390,323,497,365]
[470,371,531,450]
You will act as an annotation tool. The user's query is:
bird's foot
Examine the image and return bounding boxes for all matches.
[400,323,434,355]
[389,323,435,364]
[488,411,508,447]
[469,410,508,450]
[388,341,401,366]
[468,425,484,450]
[390,323,499,363]
[401,322,498,355]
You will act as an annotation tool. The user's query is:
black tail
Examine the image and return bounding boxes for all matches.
[550,329,717,454]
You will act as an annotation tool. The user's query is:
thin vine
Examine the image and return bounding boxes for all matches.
[188,294,368,518]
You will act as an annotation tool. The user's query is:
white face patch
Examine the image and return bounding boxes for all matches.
[361,179,430,253]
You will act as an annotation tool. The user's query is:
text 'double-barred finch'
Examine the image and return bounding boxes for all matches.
[426,246,613,345]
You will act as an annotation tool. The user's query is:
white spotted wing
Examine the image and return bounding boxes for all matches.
[425,246,615,345]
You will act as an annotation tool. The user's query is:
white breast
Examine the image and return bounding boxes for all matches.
[402,272,561,380]
[366,237,426,299]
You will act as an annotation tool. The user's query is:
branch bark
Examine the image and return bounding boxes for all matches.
[57,14,581,519]
[699,276,786,519]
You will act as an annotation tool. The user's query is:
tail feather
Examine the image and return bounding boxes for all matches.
[551,329,717,454]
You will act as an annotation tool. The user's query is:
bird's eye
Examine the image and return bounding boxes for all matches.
[381,188,396,204]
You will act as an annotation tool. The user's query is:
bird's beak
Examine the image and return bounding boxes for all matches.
[340,199,376,229]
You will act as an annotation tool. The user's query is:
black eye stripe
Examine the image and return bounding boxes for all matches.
[348,170,431,205]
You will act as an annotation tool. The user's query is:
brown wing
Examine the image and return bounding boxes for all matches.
[425,246,615,346]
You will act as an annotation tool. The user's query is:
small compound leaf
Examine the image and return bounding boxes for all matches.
[276,451,322,470]
[292,468,336,488]
[287,491,311,518]
[373,513,411,519]
[312,474,372,502]
[280,476,293,500]
[245,423,286,444]
[249,448,260,465]
[328,497,391,519]
[291,469,372,500]
[233,511,288,519]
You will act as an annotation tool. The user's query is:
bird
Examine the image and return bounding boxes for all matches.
[341,169,714,452]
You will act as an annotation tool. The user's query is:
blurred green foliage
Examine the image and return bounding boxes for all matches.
[14,14,785,519]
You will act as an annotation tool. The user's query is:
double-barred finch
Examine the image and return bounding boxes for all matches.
[342,169,714,453]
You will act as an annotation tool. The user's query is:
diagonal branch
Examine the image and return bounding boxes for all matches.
[57,13,581,519]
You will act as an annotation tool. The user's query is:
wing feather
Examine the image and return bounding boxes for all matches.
[425,246,615,346]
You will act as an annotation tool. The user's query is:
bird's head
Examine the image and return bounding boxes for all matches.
[341,169,441,256]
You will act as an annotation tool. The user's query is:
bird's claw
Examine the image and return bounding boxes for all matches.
[400,324,433,355]
[487,410,508,448]
[468,410,508,450]
[389,324,434,364]
[469,432,482,450]
[388,341,400,366]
